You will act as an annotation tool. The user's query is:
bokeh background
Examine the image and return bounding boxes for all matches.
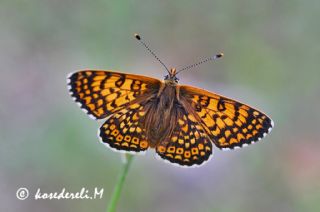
[1,0,320,211]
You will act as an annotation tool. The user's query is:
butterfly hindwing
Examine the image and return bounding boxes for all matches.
[156,107,213,167]
[179,85,274,150]
[67,70,161,119]
[99,103,149,153]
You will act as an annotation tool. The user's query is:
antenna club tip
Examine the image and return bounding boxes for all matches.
[217,52,224,58]
[134,33,141,40]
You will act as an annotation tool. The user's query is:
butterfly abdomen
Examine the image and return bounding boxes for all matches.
[143,84,179,147]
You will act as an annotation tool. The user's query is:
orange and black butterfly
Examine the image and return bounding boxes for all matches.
[67,34,273,167]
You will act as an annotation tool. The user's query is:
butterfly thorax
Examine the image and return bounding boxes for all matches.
[143,81,180,148]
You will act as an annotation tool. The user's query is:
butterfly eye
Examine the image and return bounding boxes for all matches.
[164,75,169,80]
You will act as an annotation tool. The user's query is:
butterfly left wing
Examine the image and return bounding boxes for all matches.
[99,102,149,154]
[67,70,161,119]
[179,85,274,150]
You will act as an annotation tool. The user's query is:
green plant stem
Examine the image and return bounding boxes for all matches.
[107,154,134,212]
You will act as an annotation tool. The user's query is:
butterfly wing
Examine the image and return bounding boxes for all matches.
[179,85,274,150]
[99,102,150,154]
[156,107,213,167]
[67,70,161,119]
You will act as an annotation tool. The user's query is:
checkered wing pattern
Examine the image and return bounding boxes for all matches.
[99,103,149,153]
[156,107,213,166]
[67,70,161,119]
[179,85,274,150]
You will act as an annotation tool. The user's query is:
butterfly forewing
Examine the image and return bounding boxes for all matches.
[67,70,161,119]
[179,85,274,150]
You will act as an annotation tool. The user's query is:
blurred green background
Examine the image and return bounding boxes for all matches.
[1,0,320,211]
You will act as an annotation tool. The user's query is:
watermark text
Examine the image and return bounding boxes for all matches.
[16,187,104,200]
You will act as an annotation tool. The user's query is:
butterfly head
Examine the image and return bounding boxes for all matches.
[164,68,179,83]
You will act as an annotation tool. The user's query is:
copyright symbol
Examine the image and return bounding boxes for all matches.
[16,188,29,200]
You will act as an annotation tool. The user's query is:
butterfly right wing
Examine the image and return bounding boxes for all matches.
[156,106,213,167]
[67,70,161,119]
[179,85,274,150]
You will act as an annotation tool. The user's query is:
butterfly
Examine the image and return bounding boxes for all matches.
[67,34,274,167]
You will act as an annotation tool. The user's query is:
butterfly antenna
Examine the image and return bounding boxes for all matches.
[134,33,170,74]
[176,53,224,75]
